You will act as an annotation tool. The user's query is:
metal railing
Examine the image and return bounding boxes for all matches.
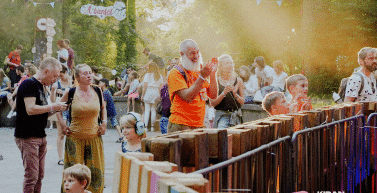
[291,114,366,192]
[193,114,376,193]
[193,136,293,193]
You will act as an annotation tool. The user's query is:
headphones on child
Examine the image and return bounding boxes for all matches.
[126,112,145,136]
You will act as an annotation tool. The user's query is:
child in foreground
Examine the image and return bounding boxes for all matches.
[119,112,146,153]
[63,164,92,193]
[262,91,290,116]
[286,74,312,112]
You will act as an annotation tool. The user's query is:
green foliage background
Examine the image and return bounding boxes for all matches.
[1,0,377,96]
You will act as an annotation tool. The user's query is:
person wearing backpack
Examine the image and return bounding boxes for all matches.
[56,64,107,193]
[344,47,377,102]
[167,39,218,132]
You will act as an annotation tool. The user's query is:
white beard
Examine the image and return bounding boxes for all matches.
[181,53,200,72]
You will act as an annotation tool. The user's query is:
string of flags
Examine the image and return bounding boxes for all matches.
[256,0,283,7]
[25,0,61,8]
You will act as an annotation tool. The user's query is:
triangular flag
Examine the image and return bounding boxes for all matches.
[256,0,261,5]
[276,1,282,6]
[33,2,37,6]
[50,2,54,8]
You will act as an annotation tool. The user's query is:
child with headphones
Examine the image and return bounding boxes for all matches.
[119,112,147,153]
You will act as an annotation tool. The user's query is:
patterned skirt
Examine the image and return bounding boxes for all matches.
[61,135,105,193]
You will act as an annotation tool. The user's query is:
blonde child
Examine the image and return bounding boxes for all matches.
[125,71,140,112]
[262,91,290,116]
[286,74,312,112]
[63,164,92,193]
[119,112,146,153]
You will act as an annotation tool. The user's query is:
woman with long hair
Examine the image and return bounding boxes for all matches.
[210,54,245,128]
[141,62,163,131]
[239,65,259,104]
[56,64,106,193]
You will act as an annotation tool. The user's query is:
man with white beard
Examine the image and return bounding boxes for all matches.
[167,39,218,132]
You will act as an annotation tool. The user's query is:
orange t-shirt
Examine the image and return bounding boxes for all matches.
[8,51,21,70]
[168,67,209,127]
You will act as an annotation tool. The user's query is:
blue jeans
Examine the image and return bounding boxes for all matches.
[245,96,254,104]
[108,116,119,127]
[160,116,169,134]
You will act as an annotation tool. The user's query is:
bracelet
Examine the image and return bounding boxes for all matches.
[49,104,54,113]
[199,75,207,82]
[102,119,108,123]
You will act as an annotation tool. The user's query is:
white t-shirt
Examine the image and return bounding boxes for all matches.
[345,70,377,102]
[271,71,288,91]
[143,73,163,88]
[57,49,69,67]
[244,74,259,96]
[255,65,275,79]
[128,79,140,94]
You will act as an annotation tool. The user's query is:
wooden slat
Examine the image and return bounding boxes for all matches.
[150,138,183,171]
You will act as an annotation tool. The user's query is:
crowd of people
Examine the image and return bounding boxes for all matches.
[3,37,376,193]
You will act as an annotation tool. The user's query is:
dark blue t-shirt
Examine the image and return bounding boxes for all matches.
[103,89,117,117]
[15,77,49,138]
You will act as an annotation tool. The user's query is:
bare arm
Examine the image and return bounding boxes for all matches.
[142,82,147,100]
[2,81,11,91]
[98,89,107,135]
[207,71,218,99]
[6,58,17,68]
[24,97,67,116]
[233,78,245,106]
[50,84,57,103]
[56,90,69,126]
[177,61,218,102]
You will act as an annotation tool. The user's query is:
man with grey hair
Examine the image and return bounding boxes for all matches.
[345,47,377,102]
[167,39,218,132]
[14,57,67,193]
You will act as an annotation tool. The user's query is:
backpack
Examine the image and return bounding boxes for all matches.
[67,85,103,124]
[338,72,364,102]
[158,65,188,116]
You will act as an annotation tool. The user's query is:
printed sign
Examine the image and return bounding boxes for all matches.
[80,1,127,21]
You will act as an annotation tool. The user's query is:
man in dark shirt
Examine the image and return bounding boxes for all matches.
[15,57,67,193]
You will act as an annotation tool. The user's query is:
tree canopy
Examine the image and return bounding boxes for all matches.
[1,0,377,95]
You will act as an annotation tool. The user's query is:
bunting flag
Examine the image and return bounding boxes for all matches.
[256,0,261,5]
[27,0,59,8]
[276,1,282,6]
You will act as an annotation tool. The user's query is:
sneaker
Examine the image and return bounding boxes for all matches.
[6,111,13,119]
[12,111,17,117]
